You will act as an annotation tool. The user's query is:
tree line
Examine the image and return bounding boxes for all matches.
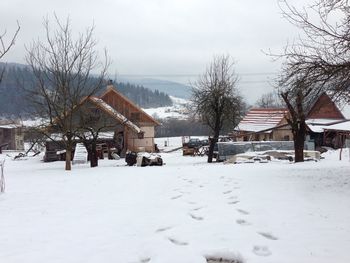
[0,64,172,117]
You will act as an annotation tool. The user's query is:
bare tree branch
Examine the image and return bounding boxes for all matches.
[0,21,20,83]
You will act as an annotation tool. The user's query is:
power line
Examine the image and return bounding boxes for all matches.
[118,72,278,77]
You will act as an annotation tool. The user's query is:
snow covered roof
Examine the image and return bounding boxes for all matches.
[323,120,350,132]
[306,118,344,125]
[237,108,288,133]
[0,124,22,129]
[306,119,350,133]
[21,118,48,128]
[89,97,142,134]
[46,131,116,141]
[306,124,329,133]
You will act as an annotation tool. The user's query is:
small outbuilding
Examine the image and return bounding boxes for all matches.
[0,121,24,151]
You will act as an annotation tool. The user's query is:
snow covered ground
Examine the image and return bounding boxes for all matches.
[0,148,350,263]
[143,96,189,119]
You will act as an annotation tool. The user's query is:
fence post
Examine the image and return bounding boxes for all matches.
[0,159,5,193]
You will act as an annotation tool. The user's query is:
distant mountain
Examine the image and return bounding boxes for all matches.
[0,63,173,117]
[118,76,191,99]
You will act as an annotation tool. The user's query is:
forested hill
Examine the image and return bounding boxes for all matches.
[113,82,173,109]
[0,64,173,117]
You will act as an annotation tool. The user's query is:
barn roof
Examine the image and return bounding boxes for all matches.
[100,85,161,126]
[88,97,142,134]
[307,93,345,120]
[237,108,288,133]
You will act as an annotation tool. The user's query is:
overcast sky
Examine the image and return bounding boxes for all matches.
[0,0,307,102]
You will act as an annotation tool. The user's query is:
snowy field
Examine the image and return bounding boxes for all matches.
[143,96,188,120]
[0,148,350,263]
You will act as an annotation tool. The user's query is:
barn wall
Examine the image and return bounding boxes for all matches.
[272,128,293,141]
[127,126,155,152]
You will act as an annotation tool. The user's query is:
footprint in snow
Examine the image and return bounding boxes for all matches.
[236,219,251,226]
[140,257,151,263]
[223,190,232,194]
[228,200,240,205]
[171,195,182,200]
[252,245,272,256]
[258,232,278,240]
[228,195,238,200]
[189,213,204,221]
[168,237,188,246]
[237,209,249,215]
[155,226,172,233]
[191,206,204,211]
[206,256,243,263]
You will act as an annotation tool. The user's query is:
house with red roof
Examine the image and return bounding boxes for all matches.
[235,108,292,141]
[235,93,350,149]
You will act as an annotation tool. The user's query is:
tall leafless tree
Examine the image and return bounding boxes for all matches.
[26,16,109,171]
[279,76,322,162]
[277,0,350,101]
[272,0,350,161]
[0,22,20,83]
[191,55,243,163]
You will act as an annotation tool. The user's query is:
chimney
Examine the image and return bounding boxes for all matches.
[106,79,114,90]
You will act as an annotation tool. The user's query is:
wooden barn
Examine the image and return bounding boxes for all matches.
[99,84,160,153]
[235,93,349,149]
[44,84,160,161]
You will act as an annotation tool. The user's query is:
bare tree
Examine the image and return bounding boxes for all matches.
[191,55,243,163]
[0,22,20,83]
[277,0,350,101]
[25,16,109,171]
[272,0,350,161]
[279,76,322,162]
[74,97,119,168]
[256,91,283,108]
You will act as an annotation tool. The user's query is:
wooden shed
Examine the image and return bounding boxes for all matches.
[0,122,24,151]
